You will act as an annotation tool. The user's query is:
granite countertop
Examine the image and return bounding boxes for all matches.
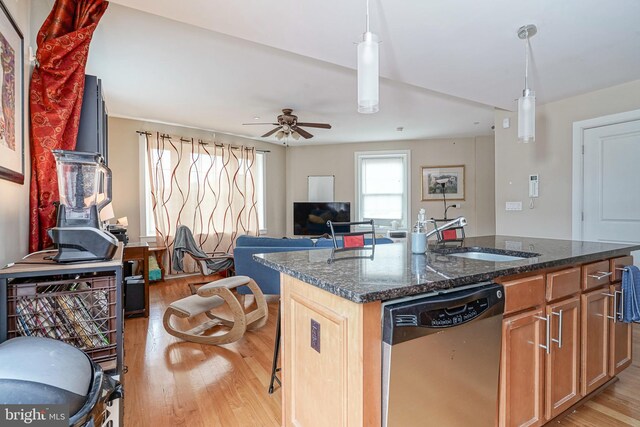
[253,235,640,303]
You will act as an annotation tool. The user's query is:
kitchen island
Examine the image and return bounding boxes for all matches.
[254,236,639,427]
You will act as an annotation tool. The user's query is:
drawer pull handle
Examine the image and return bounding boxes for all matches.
[551,309,563,348]
[535,315,551,354]
[588,271,612,280]
[614,289,624,321]
[602,292,618,323]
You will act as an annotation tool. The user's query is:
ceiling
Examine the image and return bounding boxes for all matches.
[78,0,640,145]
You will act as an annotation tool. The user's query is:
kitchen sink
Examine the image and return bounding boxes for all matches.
[449,252,526,262]
[432,246,540,262]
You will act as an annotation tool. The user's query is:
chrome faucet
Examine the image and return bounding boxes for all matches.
[425,216,467,239]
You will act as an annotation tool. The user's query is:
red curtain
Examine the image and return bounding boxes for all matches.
[28,0,109,252]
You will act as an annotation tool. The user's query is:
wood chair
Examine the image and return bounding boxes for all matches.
[163,276,268,346]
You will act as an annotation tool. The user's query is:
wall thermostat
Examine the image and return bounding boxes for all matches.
[529,174,539,198]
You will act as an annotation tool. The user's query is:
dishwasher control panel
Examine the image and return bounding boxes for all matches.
[382,283,505,345]
[420,298,489,328]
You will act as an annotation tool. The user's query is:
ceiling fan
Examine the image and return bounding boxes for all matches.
[243,108,331,141]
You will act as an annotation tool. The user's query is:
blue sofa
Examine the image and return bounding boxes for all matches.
[234,235,393,295]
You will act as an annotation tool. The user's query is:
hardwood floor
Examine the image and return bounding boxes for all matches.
[124,277,640,427]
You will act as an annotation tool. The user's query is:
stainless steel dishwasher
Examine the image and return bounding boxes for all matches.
[382,283,505,427]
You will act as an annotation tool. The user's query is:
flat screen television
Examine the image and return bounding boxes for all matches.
[293,202,351,236]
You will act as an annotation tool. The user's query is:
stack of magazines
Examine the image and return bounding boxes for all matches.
[14,282,111,349]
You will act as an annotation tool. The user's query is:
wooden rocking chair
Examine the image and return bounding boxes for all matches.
[163,275,268,345]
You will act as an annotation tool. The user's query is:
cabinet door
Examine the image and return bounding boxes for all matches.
[609,284,633,376]
[545,297,580,420]
[500,308,546,427]
[581,288,611,395]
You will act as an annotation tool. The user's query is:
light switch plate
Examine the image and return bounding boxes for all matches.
[506,201,522,211]
[502,118,510,129]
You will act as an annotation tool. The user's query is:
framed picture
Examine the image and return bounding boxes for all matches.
[0,1,23,184]
[421,165,465,201]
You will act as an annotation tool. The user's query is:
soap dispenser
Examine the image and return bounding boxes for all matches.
[411,208,428,254]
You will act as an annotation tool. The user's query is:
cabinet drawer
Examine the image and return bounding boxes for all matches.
[546,267,581,302]
[610,256,633,283]
[502,274,545,315]
[581,261,612,290]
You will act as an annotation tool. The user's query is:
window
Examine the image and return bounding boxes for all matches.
[139,136,268,238]
[140,142,171,238]
[355,150,410,229]
[255,151,266,234]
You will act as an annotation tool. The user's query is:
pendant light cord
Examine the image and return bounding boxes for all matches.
[524,31,530,92]
[365,0,370,33]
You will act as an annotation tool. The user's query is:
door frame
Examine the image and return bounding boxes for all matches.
[571,109,640,240]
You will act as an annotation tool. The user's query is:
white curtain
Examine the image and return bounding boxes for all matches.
[146,133,259,273]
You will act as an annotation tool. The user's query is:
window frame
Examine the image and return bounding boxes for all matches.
[354,149,411,230]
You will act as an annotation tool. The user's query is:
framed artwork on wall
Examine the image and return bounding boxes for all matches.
[421,165,465,201]
[0,0,23,184]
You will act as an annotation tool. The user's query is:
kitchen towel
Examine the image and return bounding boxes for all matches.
[621,265,640,323]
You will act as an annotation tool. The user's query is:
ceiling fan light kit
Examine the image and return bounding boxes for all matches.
[517,24,537,143]
[357,0,379,114]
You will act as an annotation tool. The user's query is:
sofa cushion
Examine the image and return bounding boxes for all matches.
[236,235,314,248]
[234,246,321,295]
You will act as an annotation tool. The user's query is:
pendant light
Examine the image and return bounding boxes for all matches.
[357,0,379,114]
[517,24,537,143]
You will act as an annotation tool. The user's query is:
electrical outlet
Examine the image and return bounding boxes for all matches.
[311,319,320,353]
[506,201,522,211]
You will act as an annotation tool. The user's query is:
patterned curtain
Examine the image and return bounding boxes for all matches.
[146,133,259,274]
[28,0,109,252]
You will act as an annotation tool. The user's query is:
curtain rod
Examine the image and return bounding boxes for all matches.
[136,130,270,153]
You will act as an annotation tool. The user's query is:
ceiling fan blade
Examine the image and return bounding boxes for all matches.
[261,126,282,138]
[296,122,332,129]
[294,126,314,139]
[242,123,279,126]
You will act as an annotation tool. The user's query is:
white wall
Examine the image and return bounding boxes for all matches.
[0,1,31,267]
[107,117,287,240]
[495,80,640,239]
[285,136,495,237]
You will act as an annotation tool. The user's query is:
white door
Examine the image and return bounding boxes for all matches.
[583,119,640,263]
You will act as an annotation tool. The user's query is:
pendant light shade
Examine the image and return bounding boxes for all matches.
[357,0,379,114]
[358,31,379,113]
[518,90,535,143]
[517,24,537,143]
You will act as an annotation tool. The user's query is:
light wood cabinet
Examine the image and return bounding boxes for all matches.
[580,287,611,395]
[281,274,381,427]
[499,308,546,427]
[545,297,581,420]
